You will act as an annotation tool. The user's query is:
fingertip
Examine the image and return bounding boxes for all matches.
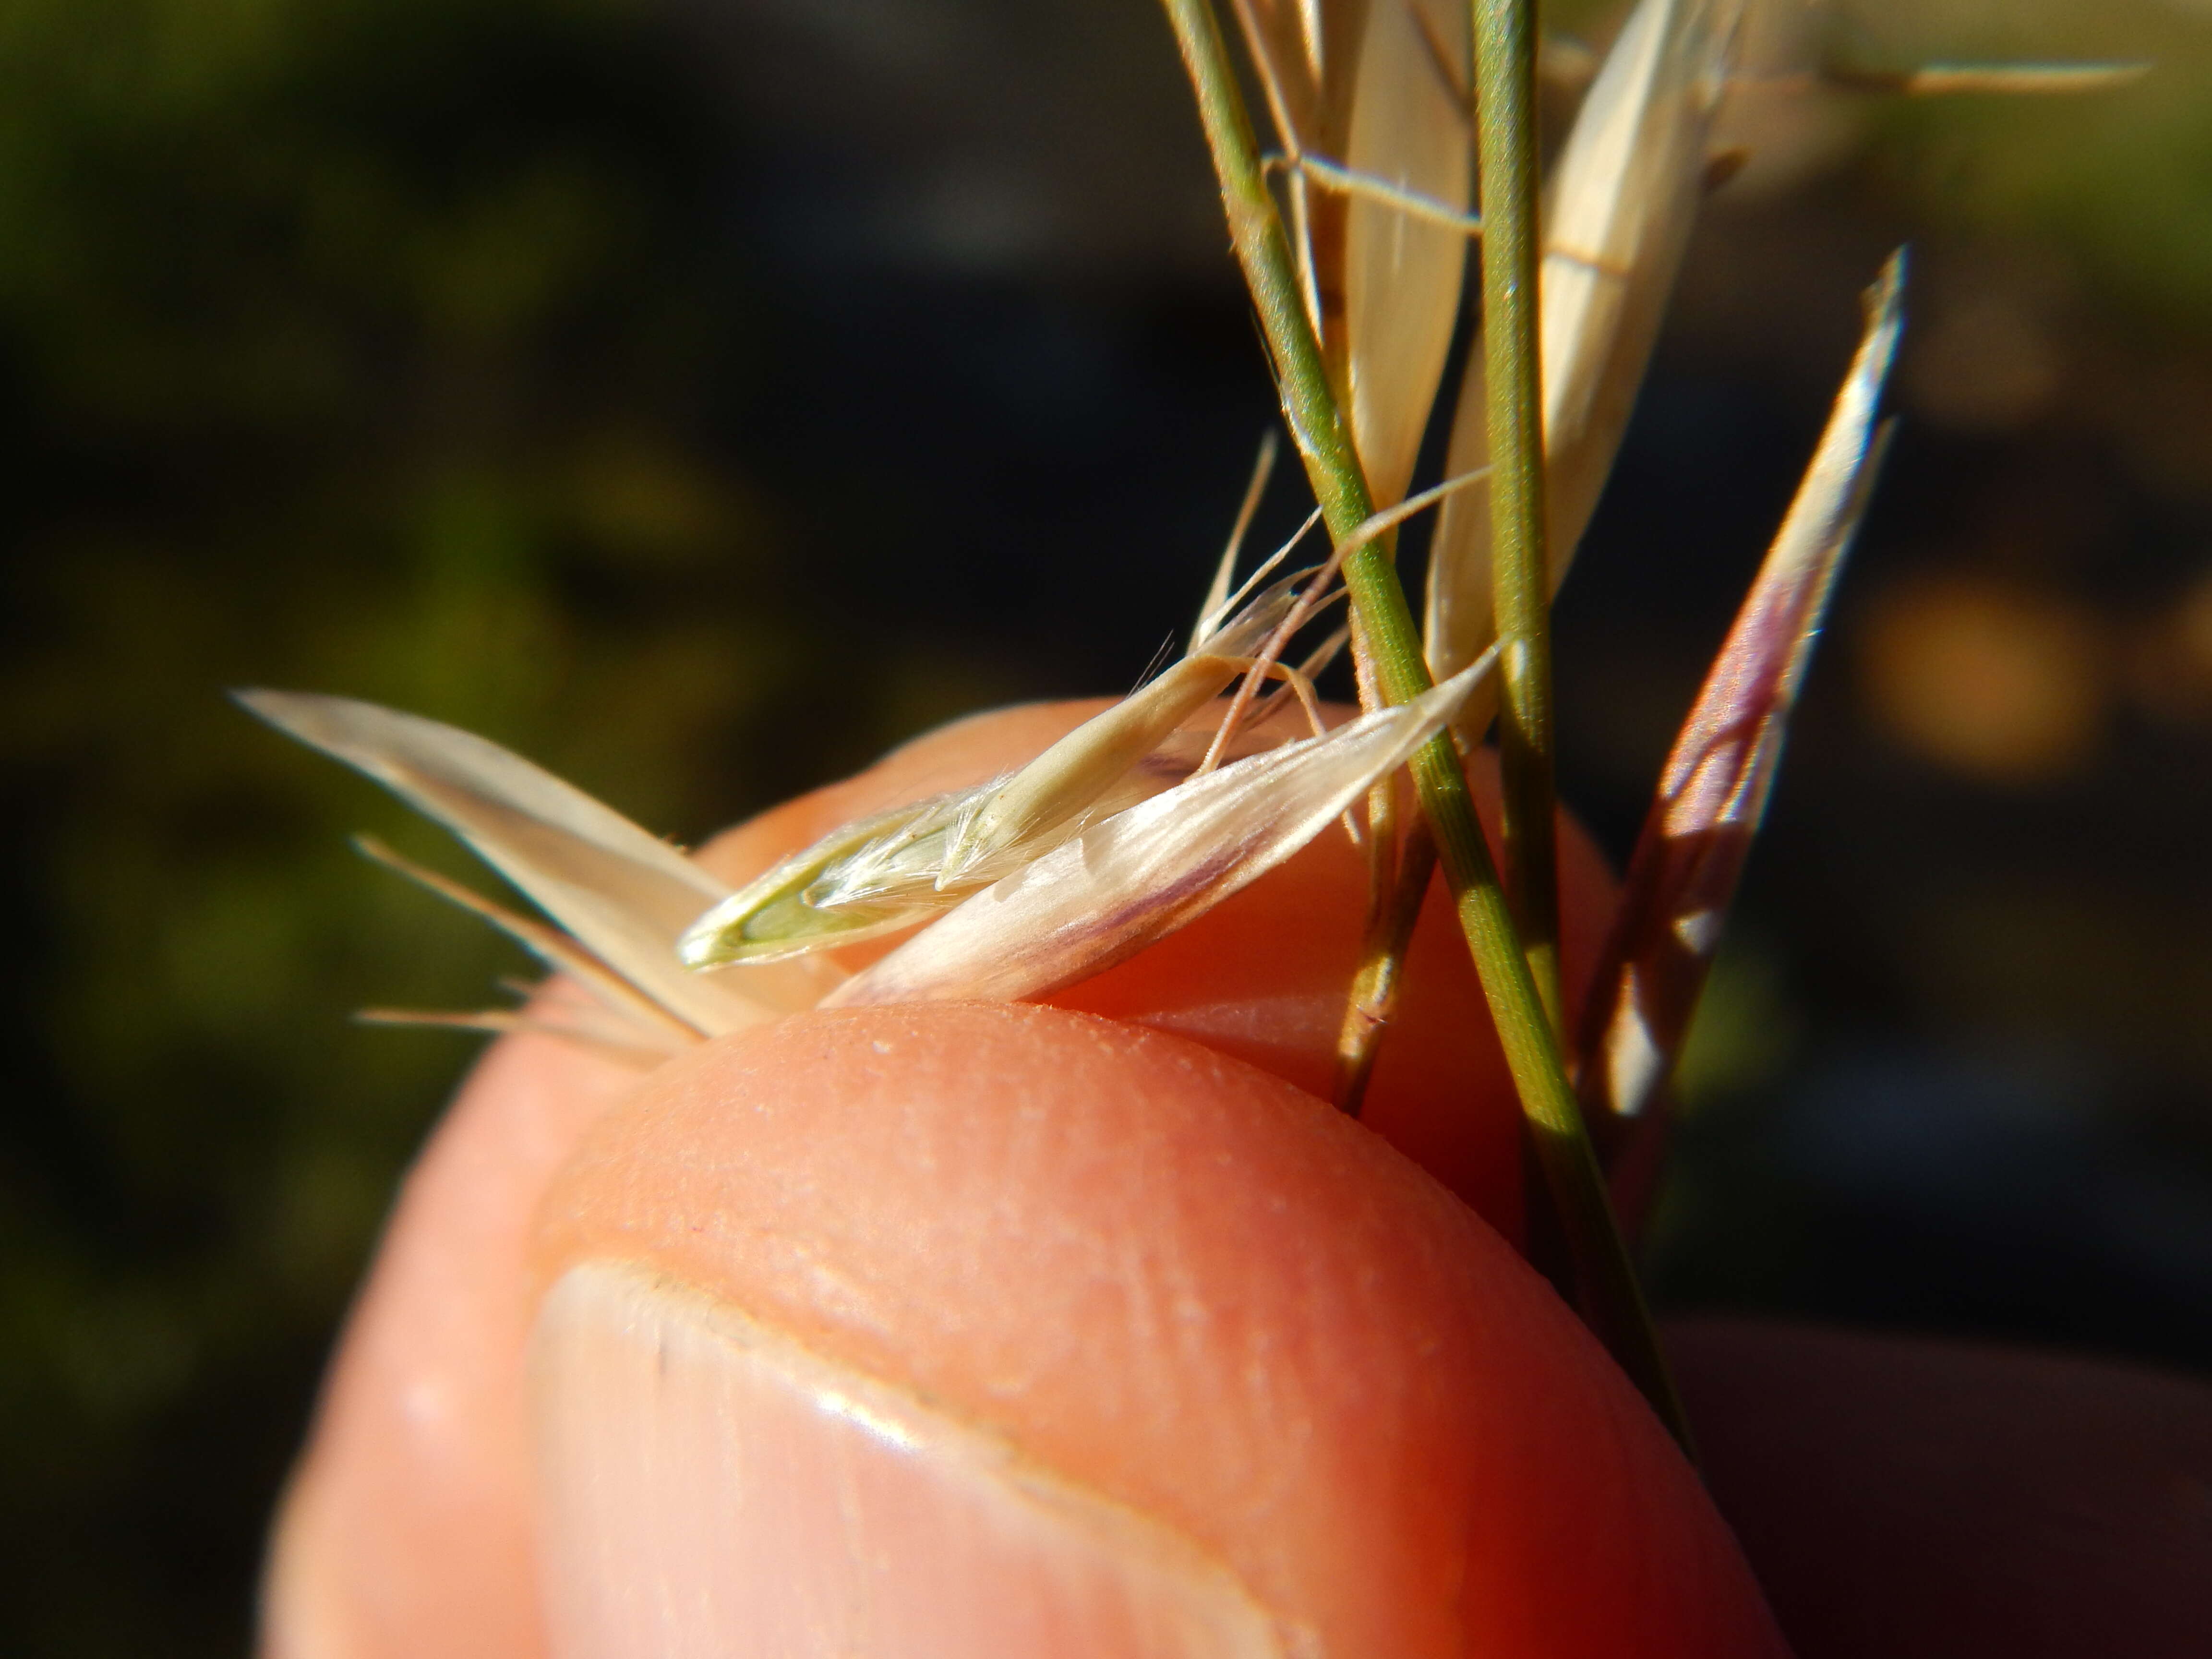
[1673,1320,2212,1659]
[529,1003,1785,1659]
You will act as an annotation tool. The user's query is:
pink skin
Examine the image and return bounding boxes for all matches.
[263,704,2212,1659]
[1669,1320,2212,1659]
[707,699,1622,1242]
[527,1002,1786,1659]
[262,1015,640,1659]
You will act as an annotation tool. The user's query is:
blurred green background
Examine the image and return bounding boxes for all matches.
[2,0,2210,1651]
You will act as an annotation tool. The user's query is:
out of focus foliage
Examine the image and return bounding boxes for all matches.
[3,0,2212,1653]
[0,2,814,1650]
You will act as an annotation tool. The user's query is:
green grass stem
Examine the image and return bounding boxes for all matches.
[1157,0,1690,1452]
[1473,0,1563,1029]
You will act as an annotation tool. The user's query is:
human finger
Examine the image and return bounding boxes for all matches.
[529,1001,1785,1659]
[1671,1318,2212,1659]
[260,700,1630,1659]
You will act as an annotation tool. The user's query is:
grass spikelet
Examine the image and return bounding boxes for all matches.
[234,689,820,1034]
[1576,252,1905,1162]
[678,793,976,967]
[824,651,1496,1009]
[679,570,1328,967]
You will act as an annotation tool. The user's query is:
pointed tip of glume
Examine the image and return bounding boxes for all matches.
[230,685,319,731]
[1872,247,1910,320]
[231,688,361,757]
[673,900,742,972]
[674,938,722,973]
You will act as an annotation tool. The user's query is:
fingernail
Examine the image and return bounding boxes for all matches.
[530,1262,1282,1659]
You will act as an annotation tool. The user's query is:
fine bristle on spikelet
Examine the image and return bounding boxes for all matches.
[352,833,702,1051]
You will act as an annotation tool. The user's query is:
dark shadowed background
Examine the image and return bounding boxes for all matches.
[3,0,2210,1651]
